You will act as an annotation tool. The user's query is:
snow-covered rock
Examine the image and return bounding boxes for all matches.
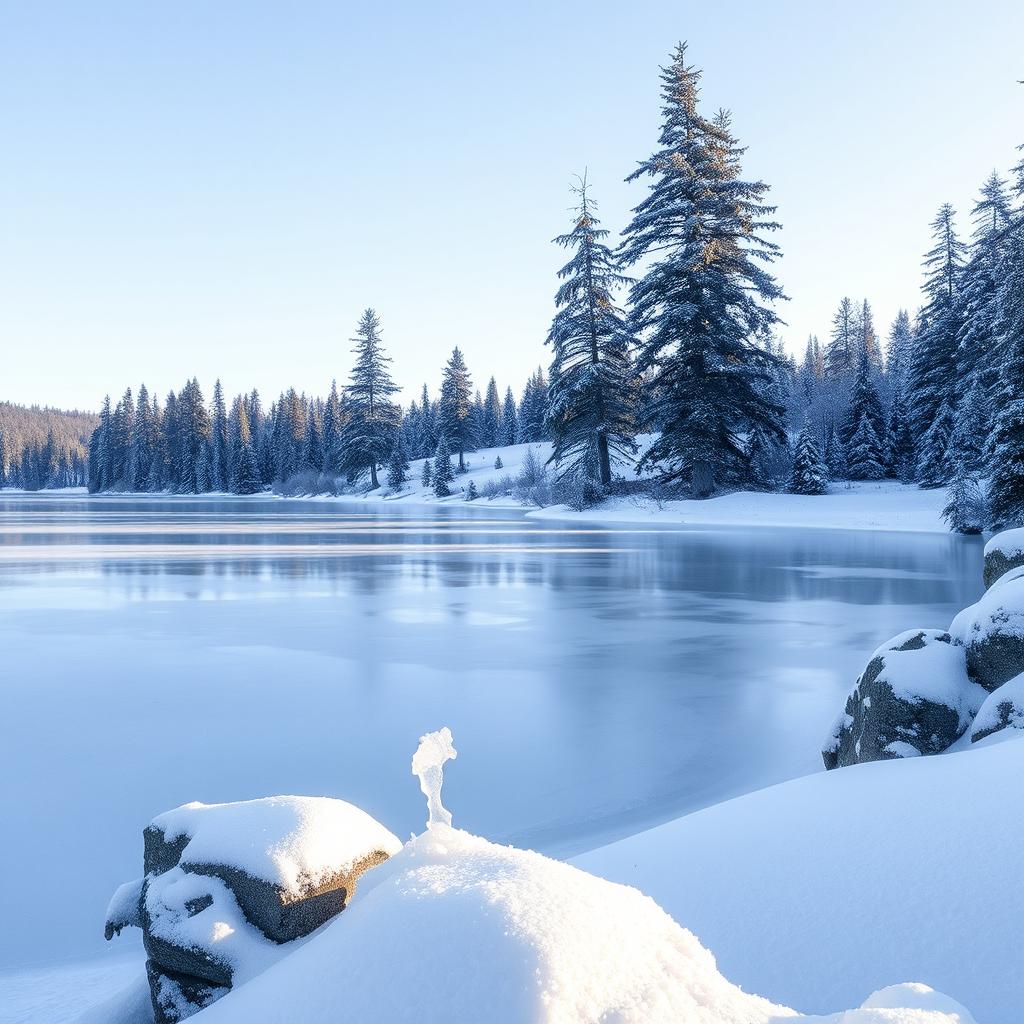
[144,795,403,942]
[108,795,402,1022]
[192,822,794,1024]
[822,629,986,769]
[970,671,1024,742]
[984,527,1024,588]
[951,568,1024,691]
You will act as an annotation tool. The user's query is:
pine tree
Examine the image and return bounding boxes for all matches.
[908,204,967,483]
[825,297,857,379]
[432,435,454,497]
[916,399,955,489]
[501,387,518,445]
[483,378,501,448]
[987,219,1024,529]
[420,457,432,488]
[176,378,211,493]
[823,425,846,480]
[210,379,229,491]
[466,479,478,501]
[545,174,635,486]
[341,309,399,489]
[518,369,548,442]
[842,352,886,450]
[885,311,914,398]
[619,44,785,497]
[322,381,342,474]
[494,456,503,469]
[846,412,886,480]
[886,393,916,482]
[942,462,987,534]
[439,347,474,470]
[386,438,409,491]
[790,423,829,494]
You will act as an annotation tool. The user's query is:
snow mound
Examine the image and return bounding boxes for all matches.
[150,796,402,897]
[803,983,977,1022]
[192,823,793,1024]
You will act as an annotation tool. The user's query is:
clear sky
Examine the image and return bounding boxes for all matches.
[1,1,1021,411]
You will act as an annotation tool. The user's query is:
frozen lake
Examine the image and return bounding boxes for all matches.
[0,493,984,969]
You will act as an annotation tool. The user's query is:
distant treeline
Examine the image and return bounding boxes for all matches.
[0,402,96,489]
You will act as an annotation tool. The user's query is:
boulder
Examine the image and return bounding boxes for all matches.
[144,795,402,943]
[984,527,1024,589]
[970,672,1024,742]
[951,568,1024,691]
[145,959,228,1024]
[107,795,403,1022]
[822,629,987,769]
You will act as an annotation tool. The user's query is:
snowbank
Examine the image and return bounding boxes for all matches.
[984,527,1024,588]
[575,732,1023,1023]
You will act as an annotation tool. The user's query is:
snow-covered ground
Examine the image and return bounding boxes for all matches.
[304,439,950,535]
[575,730,1023,1024]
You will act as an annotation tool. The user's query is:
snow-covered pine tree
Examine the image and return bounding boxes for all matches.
[908,204,967,485]
[825,298,857,379]
[466,479,478,501]
[386,438,409,492]
[885,392,916,482]
[176,378,211,493]
[851,299,882,370]
[235,441,262,494]
[483,378,501,448]
[420,457,432,488]
[986,202,1024,529]
[545,174,635,486]
[744,425,775,490]
[948,375,991,476]
[132,383,155,490]
[322,381,342,475]
[211,379,228,491]
[340,309,400,489]
[958,172,1012,431]
[790,422,829,495]
[619,44,785,497]
[432,435,454,497]
[439,347,474,471]
[501,387,518,446]
[494,455,503,469]
[842,351,886,450]
[885,310,914,400]
[846,412,886,480]
[942,461,987,534]
[915,399,955,489]
[518,370,548,442]
[823,424,847,480]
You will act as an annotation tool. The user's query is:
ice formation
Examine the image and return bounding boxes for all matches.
[411,727,457,829]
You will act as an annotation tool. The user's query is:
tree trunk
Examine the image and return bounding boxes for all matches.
[597,432,611,486]
[691,460,714,499]
[370,462,379,489]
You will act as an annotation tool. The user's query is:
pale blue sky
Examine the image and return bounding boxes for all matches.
[1,1,1021,410]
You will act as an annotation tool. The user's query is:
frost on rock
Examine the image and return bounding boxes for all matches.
[412,727,457,829]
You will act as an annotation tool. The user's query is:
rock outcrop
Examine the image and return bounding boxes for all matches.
[106,795,402,1023]
[822,630,986,769]
[824,527,1024,768]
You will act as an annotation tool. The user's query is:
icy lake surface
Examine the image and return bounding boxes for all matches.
[0,493,984,968]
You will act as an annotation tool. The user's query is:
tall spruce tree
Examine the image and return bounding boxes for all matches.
[483,377,501,448]
[846,412,886,480]
[908,204,966,486]
[545,175,635,485]
[432,435,454,497]
[501,387,518,445]
[210,379,228,491]
[341,309,399,489]
[791,422,829,495]
[619,43,785,497]
[439,347,474,471]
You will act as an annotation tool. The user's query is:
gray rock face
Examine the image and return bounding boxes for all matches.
[984,528,1024,589]
[952,570,1024,692]
[145,959,228,1024]
[822,629,985,770]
